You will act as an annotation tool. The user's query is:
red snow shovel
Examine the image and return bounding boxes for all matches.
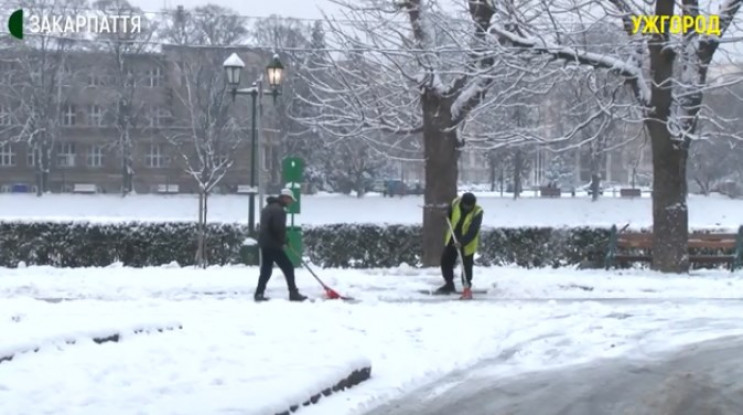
[288,246,354,300]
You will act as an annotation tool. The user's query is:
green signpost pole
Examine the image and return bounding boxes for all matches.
[283,157,304,267]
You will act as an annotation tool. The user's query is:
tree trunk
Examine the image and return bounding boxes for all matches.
[590,173,600,202]
[589,144,601,202]
[36,139,50,196]
[356,173,365,198]
[513,149,522,200]
[499,167,504,197]
[202,191,208,268]
[121,143,132,196]
[646,0,688,273]
[648,122,690,272]
[694,177,709,196]
[420,93,458,266]
[488,154,496,192]
[195,190,205,267]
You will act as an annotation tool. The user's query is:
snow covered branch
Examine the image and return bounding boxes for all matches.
[489,23,651,106]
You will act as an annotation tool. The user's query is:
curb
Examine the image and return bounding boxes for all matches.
[274,366,372,415]
[0,325,183,364]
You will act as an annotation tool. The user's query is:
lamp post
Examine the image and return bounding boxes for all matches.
[223,52,284,235]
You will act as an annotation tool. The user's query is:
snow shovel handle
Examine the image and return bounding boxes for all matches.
[286,244,328,289]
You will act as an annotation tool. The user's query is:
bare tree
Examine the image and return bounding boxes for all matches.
[5,0,88,195]
[559,70,640,199]
[492,0,743,272]
[89,0,158,195]
[159,5,249,267]
[690,80,743,195]
[295,0,539,265]
[249,15,314,188]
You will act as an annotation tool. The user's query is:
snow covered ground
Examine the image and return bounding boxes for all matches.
[3,264,743,414]
[0,192,741,229]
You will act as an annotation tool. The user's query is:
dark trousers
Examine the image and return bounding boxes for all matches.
[255,247,298,294]
[441,242,474,285]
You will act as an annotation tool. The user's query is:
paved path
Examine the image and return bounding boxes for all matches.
[365,336,743,415]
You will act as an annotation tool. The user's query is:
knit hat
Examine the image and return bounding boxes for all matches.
[461,192,476,205]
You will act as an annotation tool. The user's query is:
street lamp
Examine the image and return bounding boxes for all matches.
[266,54,284,88]
[223,52,284,235]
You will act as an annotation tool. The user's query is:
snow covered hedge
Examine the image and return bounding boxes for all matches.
[302,224,611,268]
[0,221,246,267]
[0,221,612,268]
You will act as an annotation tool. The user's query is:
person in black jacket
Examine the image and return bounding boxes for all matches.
[254,188,307,302]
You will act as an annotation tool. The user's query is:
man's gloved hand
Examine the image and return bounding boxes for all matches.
[453,241,462,249]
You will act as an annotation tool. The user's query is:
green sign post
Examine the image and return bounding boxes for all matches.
[283,157,304,267]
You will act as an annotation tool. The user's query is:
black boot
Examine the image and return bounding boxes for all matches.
[434,282,456,295]
[254,292,269,302]
[289,290,308,302]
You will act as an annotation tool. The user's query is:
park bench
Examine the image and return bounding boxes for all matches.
[540,187,561,198]
[72,183,97,194]
[619,188,642,198]
[156,184,179,193]
[604,224,743,272]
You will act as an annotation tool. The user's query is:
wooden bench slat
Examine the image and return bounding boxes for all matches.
[614,255,652,262]
[687,240,737,249]
[689,255,735,263]
[617,233,739,251]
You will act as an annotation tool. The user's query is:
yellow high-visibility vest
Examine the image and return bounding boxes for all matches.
[444,197,483,256]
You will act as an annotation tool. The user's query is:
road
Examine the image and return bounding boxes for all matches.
[365,335,743,415]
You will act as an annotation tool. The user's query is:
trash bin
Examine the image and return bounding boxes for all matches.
[285,226,302,268]
[240,237,260,266]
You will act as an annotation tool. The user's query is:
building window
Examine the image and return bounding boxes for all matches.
[0,105,10,125]
[88,74,106,87]
[145,144,164,168]
[146,66,162,87]
[87,145,103,167]
[57,142,76,167]
[0,143,15,167]
[27,146,40,167]
[61,104,76,126]
[124,68,135,87]
[149,107,170,127]
[88,105,103,126]
[61,65,75,87]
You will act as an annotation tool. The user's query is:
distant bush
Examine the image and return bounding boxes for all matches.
[0,221,615,269]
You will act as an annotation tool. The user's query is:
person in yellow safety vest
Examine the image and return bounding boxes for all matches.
[435,192,483,299]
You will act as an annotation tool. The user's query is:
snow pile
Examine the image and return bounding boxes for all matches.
[0,298,181,360]
[0,297,371,415]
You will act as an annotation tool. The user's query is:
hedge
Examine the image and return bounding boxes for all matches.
[0,221,617,269]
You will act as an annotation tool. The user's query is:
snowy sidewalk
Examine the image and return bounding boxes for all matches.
[0,298,372,415]
[3,265,743,414]
[3,263,743,302]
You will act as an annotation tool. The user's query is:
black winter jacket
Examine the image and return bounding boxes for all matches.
[258,197,287,250]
